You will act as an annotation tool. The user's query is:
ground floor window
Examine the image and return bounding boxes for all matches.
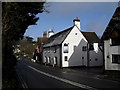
[47,57,50,63]
[44,56,47,63]
[112,54,120,64]
[64,56,68,61]
[54,57,57,65]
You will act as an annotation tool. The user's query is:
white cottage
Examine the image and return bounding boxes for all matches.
[43,17,103,67]
[102,7,120,71]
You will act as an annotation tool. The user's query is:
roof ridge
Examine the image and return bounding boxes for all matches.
[43,26,74,47]
[81,31,95,33]
[48,26,74,39]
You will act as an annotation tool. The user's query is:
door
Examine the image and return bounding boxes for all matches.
[82,56,84,66]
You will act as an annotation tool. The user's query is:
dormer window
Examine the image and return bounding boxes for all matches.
[64,43,69,53]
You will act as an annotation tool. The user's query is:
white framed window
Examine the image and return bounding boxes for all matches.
[82,46,87,51]
[47,57,50,64]
[64,56,68,61]
[112,54,120,64]
[54,57,57,65]
[44,56,47,63]
[64,43,69,53]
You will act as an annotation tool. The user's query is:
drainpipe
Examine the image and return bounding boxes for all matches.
[87,43,90,67]
[60,44,62,68]
[103,41,105,73]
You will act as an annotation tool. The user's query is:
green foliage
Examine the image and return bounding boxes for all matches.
[2,2,45,41]
[2,2,46,89]
[17,39,37,58]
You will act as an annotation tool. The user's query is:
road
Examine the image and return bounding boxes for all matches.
[15,56,120,89]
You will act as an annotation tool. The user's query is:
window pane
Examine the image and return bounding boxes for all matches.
[54,57,57,65]
[112,55,120,64]
[89,44,94,51]
[112,38,120,46]
[65,56,68,61]
[82,46,87,51]
[64,44,68,53]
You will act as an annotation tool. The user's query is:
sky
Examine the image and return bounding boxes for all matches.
[24,2,118,41]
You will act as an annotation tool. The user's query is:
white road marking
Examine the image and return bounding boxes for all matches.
[24,64,98,90]
[15,67,28,88]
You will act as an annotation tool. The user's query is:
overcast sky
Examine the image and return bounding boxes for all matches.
[24,2,118,41]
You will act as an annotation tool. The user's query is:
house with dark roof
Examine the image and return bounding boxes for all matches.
[43,17,103,67]
[37,32,48,52]
[33,32,48,63]
[101,7,120,71]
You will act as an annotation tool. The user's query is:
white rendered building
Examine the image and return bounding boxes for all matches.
[43,17,103,67]
[102,7,120,71]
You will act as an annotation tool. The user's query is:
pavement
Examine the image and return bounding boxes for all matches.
[39,64,120,83]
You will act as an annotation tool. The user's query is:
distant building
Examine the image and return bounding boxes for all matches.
[37,32,48,53]
[42,17,103,67]
[23,36,33,42]
[34,32,49,62]
[101,7,120,71]
[13,48,21,54]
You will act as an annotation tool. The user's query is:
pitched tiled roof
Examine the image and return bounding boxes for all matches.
[82,32,100,43]
[43,26,74,48]
[101,7,120,40]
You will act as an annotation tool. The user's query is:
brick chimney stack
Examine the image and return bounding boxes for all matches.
[43,31,47,38]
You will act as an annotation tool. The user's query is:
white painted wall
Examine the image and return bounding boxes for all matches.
[43,26,103,68]
[89,43,103,67]
[43,46,61,67]
[62,26,88,67]
[104,39,120,70]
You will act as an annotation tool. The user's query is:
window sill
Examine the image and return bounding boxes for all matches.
[112,63,120,64]
[110,44,120,46]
